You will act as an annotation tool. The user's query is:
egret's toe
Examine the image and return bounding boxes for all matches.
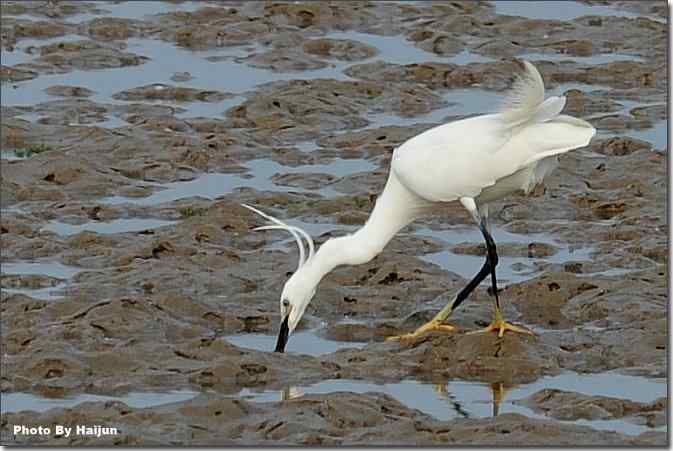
[386,319,457,342]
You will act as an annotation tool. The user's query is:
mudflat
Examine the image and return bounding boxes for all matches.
[0,0,667,446]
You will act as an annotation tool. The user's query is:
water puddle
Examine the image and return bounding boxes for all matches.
[235,371,665,436]
[2,36,341,124]
[325,31,494,66]
[415,225,592,284]
[447,50,496,65]
[40,218,175,236]
[1,261,82,299]
[364,88,502,130]
[493,0,655,21]
[2,38,258,108]
[3,20,495,124]
[0,34,85,67]
[521,52,645,64]
[362,82,600,131]
[1,284,67,300]
[103,158,377,205]
[3,1,211,23]
[81,0,207,21]
[1,261,82,279]
[14,112,132,129]
[583,98,667,152]
[1,149,32,160]
[225,329,367,356]
[1,390,198,414]
[622,121,667,152]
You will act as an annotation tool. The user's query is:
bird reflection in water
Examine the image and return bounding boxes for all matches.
[281,386,304,401]
[279,381,510,418]
[434,382,510,418]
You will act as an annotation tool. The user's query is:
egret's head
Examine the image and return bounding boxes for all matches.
[276,271,317,351]
[242,204,316,353]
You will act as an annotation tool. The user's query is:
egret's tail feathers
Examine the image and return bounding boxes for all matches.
[530,96,566,124]
[520,114,596,167]
[500,60,558,127]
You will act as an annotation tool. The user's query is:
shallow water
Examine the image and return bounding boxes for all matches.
[0,34,84,67]
[1,283,67,300]
[1,260,77,300]
[415,225,592,284]
[225,329,367,356]
[2,38,260,114]
[0,149,29,160]
[235,371,665,435]
[1,0,209,23]
[40,218,175,236]
[521,52,645,64]
[78,0,207,21]
[1,390,198,414]
[363,82,605,131]
[623,121,668,152]
[1,261,82,279]
[493,0,650,21]
[326,31,495,66]
[103,157,377,205]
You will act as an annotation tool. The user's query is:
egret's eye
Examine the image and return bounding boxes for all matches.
[282,299,290,308]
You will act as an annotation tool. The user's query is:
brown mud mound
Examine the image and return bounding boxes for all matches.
[112,84,232,103]
[403,332,559,385]
[515,388,666,426]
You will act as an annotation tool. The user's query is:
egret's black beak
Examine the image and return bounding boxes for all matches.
[275,315,290,353]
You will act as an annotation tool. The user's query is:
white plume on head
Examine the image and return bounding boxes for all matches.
[241,204,316,271]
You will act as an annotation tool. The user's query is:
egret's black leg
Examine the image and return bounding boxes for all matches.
[467,221,535,338]
[444,219,498,314]
[446,256,490,313]
[480,220,500,311]
[387,203,530,341]
[386,253,492,341]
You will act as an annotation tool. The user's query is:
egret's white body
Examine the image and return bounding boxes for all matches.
[246,60,596,351]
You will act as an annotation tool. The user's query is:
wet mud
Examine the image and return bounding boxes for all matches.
[0,0,667,446]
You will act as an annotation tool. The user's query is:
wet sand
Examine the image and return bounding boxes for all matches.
[0,0,667,446]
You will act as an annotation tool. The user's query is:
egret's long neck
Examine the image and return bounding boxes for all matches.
[302,171,426,286]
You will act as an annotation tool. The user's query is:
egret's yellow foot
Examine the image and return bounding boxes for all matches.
[469,318,534,338]
[386,319,457,342]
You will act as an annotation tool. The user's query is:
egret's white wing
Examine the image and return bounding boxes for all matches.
[392,113,595,203]
[392,60,594,204]
[392,114,513,202]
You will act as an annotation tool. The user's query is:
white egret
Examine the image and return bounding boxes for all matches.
[245,60,596,352]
